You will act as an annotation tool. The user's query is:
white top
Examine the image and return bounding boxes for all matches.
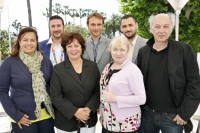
[47,37,64,66]
[127,35,138,61]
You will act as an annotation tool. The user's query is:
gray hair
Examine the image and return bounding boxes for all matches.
[148,13,175,33]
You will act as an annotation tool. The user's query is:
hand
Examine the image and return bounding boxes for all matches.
[102,91,117,103]
[83,107,91,115]
[83,107,91,121]
[96,108,99,114]
[173,114,187,125]
[18,114,30,129]
[74,108,90,123]
[99,116,103,123]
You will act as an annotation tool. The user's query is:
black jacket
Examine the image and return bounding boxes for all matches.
[50,58,100,131]
[137,38,200,132]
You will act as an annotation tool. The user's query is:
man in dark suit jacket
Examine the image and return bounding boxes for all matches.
[137,12,200,133]
[40,15,66,66]
[120,14,147,64]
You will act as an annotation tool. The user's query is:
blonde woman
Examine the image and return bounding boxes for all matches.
[100,36,146,133]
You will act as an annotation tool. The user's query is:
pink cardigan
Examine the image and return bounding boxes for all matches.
[100,61,146,121]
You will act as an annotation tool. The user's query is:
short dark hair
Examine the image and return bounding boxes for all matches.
[61,32,86,56]
[10,27,39,56]
[120,14,137,26]
[87,12,104,25]
[50,15,64,26]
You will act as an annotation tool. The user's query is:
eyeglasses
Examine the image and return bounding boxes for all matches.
[20,26,37,31]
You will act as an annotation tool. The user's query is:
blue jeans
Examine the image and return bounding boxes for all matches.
[139,106,183,133]
[11,118,55,133]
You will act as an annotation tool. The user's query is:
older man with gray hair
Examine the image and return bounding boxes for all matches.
[137,12,200,133]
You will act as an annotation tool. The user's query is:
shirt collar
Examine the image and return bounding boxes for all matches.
[131,35,138,46]
[46,37,53,45]
[90,35,102,45]
[147,37,170,50]
[47,37,61,46]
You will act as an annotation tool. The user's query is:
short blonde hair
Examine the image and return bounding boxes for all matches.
[109,36,129,52]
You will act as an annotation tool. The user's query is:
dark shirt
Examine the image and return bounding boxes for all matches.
[146,45,176,112]
[77,72,82,80]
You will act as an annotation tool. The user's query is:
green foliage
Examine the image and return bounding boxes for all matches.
[65,24,90,39]
[120,0,200,52]
[0,20,21,60]
[104,14,122,38]
[0,30,12,60]
[0,27,18,60]
[104,20,113,38]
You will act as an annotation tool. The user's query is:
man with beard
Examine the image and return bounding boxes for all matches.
[120,15,147,64]
[40,15,66,66]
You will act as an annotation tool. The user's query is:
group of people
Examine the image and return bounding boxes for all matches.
[0,11,200,133]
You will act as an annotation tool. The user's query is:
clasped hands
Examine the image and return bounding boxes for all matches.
[74,107,91,123]
[102,91,117,103]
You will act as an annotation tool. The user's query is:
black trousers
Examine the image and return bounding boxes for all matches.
[11,118,54,133]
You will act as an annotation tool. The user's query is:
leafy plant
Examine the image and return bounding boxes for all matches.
[65,23,90,39]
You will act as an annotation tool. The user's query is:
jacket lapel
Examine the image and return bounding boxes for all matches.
[86,38,95,61]
[143,48,151,82]
[132,38,141,63]
[96,38,108,63]
[45,42,51,58]
[65,60,82,87]
[168,40,179,96]
[81,59,90,84]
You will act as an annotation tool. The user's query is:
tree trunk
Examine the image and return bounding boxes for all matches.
[27,0,32,27]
